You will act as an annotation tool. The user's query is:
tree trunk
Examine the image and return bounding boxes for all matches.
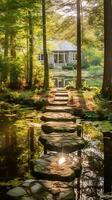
[102,0,112,99]
[4,30,9,58]
[10,33,16,58]
[42,0,49,90]
[26,22,29,85]
[76,0,82,89]
[28,11,33,88]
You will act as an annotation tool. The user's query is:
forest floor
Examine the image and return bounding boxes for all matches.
[68,89,112,113]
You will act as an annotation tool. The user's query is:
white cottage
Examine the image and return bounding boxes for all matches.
[38,40,77,87]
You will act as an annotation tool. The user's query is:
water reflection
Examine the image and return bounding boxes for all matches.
[28,126,35,160]
[0,119,42,183]
[0,125,17,181]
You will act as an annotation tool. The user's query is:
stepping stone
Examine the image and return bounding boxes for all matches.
[45,106,73,113]
[32,153,81,182]
[54,97,68,101]
[49,101,67,106]
[39,180,76,199]
[39,132,86,153]
[41,112,76,122]
[7,187,27,198]
[55,93,68,97]
[42,122,77,133]
[56,89,67,92]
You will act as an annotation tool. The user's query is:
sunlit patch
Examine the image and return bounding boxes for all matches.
[58,156,66,166]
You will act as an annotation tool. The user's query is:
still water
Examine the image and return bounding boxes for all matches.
[0,106,111,199]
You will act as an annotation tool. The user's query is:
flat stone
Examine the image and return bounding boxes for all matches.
[42,122,77,133]
[39,180,73,194]
[32,153,81,182]
[56,89,67,92]
[39,180,75,199]
[49,101,67,106]
[7,187,26,197]
[55,93,68,97]
[31,183,42,193]
[45,106,73,113]
[59,190,75,200]
[54,97,68,101]
[39,132,86,153]
[22,179,36,187]
[41,112,76,122]
[21,197,34,200]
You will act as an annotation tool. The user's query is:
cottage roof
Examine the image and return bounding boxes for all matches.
[37,40,77,52]
[48,40,77,51]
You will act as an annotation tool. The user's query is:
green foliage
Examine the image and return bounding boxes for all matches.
[0,89,48,109]
[9,59,23,89]
[62,64,75,70]
[82,65,103,88]
[0,82,7,92]
[0,56,9,82]
[82,48,103,68]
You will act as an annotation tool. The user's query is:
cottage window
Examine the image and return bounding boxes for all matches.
[73,53,75,60]
[59,53,64,63]
[54,54,58,63]
[38,54,44,61]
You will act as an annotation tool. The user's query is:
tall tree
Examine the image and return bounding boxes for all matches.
[4,29,9,58]
[28,11,33,88]
[102,0,112,99]
[76,0,82,89]
[42,0,49,90]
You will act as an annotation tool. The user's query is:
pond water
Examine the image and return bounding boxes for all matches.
[0,106,112,199]
[0,106,43,198]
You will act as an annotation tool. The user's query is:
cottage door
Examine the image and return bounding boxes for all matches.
[58,79,64,87]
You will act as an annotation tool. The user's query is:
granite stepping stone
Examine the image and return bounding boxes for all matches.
[55,93,68,97]
[41,112,76,122]
[45,106,73,113]
[32,153,81,182]
[49,101,67,106]
[39,132,86,153]
[39,180,76,199]
[54,96,68,101]
[42,121,77,133]
[56,89,67,93]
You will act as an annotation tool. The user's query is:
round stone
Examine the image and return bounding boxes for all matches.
[7,187,26,197]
